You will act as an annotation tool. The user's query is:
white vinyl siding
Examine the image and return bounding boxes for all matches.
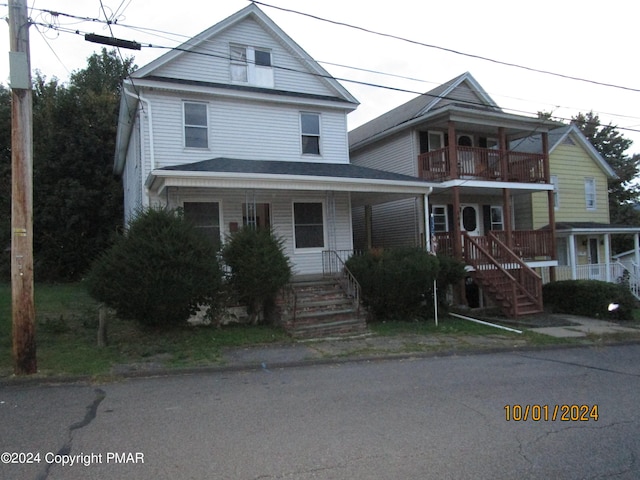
[350,130,415,176]
[145,92,349,168]
[152,17,337,97]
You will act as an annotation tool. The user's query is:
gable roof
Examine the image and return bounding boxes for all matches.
[510,124,616,178]
[349,72,500,147]
[131,3,357,105]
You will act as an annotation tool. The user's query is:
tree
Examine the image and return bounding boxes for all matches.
[0,48,136,281]
[573,112,640,251]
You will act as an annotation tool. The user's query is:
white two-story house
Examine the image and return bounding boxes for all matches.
[113,4,432,278]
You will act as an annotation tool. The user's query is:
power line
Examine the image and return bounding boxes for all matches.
[251,0,640,94]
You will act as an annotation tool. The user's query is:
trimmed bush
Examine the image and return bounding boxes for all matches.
[346,248,464,321]
[222,227,291,324]
[86,207,224,327]
[542,279,637,321]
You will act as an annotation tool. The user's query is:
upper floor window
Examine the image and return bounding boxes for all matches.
[301,113,320,155]
[230,44,273,87]
[184,102,208,148]
[585,177,596,210]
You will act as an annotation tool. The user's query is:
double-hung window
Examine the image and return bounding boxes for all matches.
[432,205,448,232]
[184,102,208,148]
[301,113,320,155]
[490,206,504,231]
[585,177,596,210]
[293,202,324,249]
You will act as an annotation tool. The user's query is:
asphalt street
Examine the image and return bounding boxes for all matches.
[1,344,639,479]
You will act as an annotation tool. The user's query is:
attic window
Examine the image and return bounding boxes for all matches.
[229,44,273,87]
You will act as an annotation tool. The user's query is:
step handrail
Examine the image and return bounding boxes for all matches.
[322,250,361,314]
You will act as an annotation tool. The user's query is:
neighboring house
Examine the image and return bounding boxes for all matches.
[113,4,432,279]
[512,124,640,286]
[349,72,640,315]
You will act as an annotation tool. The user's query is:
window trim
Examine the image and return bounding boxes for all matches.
[300,112,321,156]
[292,200,325,251]
[183,101,209,149]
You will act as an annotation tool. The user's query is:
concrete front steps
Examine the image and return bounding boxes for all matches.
[280,276,367,340]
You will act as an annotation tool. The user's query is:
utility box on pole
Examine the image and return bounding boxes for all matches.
[9,0,37,374]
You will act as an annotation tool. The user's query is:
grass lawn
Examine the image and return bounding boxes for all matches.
[0,283,289,378]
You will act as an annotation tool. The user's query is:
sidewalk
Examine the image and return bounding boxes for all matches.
[219,315,640,371]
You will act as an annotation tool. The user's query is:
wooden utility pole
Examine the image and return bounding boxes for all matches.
[9,0,36,374]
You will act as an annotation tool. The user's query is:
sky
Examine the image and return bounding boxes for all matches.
[1,0,639,155]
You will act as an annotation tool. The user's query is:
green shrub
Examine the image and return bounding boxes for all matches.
[86,207,224,327]
[542,279,637,320]
[346,248,453,321]
[222,227,291,324]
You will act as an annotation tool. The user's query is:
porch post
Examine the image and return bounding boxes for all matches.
[452,186,462,260]
[542,131,557,281]
[604,234,611,282]
[448,121,458,179]
[503,188,512,248]
[498,127,507,181]
[364,205,372,250]
[569,234,577,280]
[423,194,431,253]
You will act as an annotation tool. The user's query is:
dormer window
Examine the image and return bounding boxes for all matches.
[230,44,273,87]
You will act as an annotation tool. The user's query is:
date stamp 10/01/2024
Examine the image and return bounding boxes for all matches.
[504,404,599,422]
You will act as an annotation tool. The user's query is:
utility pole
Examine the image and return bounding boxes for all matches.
[9,0,36,374]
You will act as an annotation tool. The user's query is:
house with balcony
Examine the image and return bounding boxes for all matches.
[348,72,640,317]
[113,4,433,336]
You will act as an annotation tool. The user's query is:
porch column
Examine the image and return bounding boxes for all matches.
[569,234,577,280]
[498,127,507,181]
[452,186,462,260]
[448,121,458,179]
[364,205,372,250]
[604,233,611,282]
[542,131,557,282]
[423,194,432,253]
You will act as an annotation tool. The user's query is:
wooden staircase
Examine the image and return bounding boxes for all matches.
[463,232,543,318]
[279,276,367,339]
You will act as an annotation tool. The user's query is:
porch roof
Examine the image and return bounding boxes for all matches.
[544,222,640,235]
[146,157,433,207]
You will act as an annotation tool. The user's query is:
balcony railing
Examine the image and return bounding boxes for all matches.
[418,147,546,183]
[433,230,552,261]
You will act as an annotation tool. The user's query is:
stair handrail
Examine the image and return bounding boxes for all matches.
[322,250,361,313]
[463,234,518,316]
[486,231,543,309]
[614,260,640,301]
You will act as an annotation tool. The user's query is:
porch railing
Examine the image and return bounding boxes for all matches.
[322,250,362,313]
[418,147,546,183]
[433,230,552,261]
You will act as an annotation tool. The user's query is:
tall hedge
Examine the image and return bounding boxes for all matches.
[346,248,464,321]
[222,227,291,324]
[542,280,637,320]
[86,207,224,327]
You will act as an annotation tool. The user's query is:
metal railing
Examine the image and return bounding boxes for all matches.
[322,250,362,313]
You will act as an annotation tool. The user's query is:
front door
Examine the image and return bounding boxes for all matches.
[460,204,480,236]
[588,237,601,279]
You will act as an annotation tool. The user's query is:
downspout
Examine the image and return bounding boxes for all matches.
[124,89,155,174]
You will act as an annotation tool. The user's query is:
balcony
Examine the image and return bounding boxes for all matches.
[418,146,546,183]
